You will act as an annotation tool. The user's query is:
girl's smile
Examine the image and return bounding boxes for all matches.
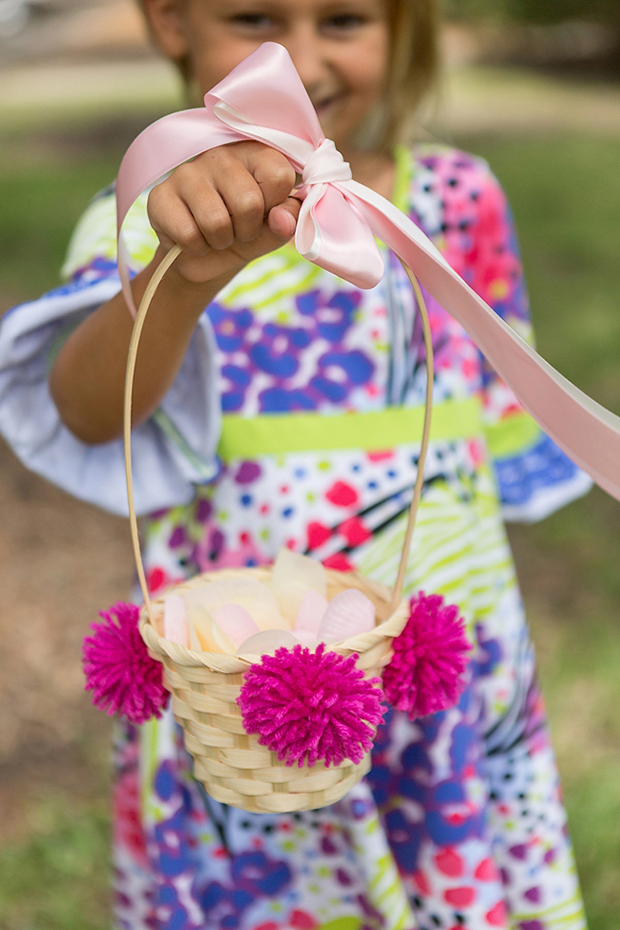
[143,0,390,159]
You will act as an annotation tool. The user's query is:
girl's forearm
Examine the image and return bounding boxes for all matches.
[49,249,232,444]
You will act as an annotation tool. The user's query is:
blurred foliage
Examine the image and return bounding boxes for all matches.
[0,157,120,305]
[0,794,110,930]
[445,0,620,26]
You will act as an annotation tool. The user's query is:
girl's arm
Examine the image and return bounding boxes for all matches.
[49,141,300,444]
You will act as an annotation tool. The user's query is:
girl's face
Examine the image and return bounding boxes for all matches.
[146,0,390,154]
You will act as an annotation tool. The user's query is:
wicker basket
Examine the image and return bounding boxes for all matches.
[139,567,409,812]
[125,253,434,812]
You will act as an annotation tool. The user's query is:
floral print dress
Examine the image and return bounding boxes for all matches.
[0,145,590,930]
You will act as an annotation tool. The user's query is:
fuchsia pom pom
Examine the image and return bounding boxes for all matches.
[238,643,385,768]
[383,592,470,719]
[83,602,169,725]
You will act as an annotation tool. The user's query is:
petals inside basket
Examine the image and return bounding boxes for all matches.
[163,594,189,647]
[236,629,299,657]
[270,549,328,622]
[318,589,376,643]
[188,605,237,653]
[212,603,259,646]
[294,589,329,637]
[184,578,287,631]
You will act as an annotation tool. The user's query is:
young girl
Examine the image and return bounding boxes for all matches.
[0,1,593,928]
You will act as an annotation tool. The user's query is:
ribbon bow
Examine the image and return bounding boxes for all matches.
[117,42,620,502]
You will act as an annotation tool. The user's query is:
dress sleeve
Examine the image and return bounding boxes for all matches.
[447,158,592,522]
[0,188,221,517]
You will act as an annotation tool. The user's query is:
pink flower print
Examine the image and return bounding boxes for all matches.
[325,480,359,507]
[146,565,173,596]
[113,768,148,868]
[338,515,372,547]
[210,532,267,569]
[444,886,476,908]
[322,552,356,571]
[290,910,319,929]
[434,847,464,878]
[474,857,500,882]
[306,521,332,550]
[486,900,509,926]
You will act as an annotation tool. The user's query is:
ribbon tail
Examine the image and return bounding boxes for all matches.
[343,180,620,501]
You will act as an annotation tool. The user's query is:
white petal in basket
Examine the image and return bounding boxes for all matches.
[184,578,286,631]
[236,629,299,658]
[317,589,376,643]
[271,549,327,622]
[212,603,259,647]
[294,589,329,636]
[163,594,188,647]
[188,605,237,654]
[293,630,320,647]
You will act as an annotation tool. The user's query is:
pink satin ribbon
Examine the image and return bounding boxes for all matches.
[116,42,620,501]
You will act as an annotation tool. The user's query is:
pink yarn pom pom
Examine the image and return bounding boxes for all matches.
[238,643,385,768]
[383,592,470,719]
[83,602,169,725]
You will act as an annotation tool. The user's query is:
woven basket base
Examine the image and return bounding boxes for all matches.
[141,566,409,812]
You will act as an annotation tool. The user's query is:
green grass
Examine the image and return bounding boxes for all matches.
[0,157,121,305]
[0,794,111,930]
[1,118,619,927]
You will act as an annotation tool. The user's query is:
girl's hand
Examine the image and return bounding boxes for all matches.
[147,140,301,285]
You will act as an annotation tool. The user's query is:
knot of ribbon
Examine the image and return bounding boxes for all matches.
[301,139,352,186]
[115,41,620,502]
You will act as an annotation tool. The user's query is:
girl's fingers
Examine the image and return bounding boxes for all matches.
[148,183,213,255]
[188,190,237,250]
[248,146,297,214]
[267,197,302,240]
[149,143,299,264]
[214,145,295,242]
[217,172,268,243]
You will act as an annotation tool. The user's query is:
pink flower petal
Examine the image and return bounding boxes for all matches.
[294,589,329,636]
[237,630,299,657]
[212,603,260,646]
[163,594,188,646]
[318,589,375,643]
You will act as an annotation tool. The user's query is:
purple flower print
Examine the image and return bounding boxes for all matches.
[208,303,253,352]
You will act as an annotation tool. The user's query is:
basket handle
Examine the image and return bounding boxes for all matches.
[390,261,434,610]
[123,248,434,621]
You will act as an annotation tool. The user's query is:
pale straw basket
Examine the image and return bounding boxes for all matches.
[129,249,434,812]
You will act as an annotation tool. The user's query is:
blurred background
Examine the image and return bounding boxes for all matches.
[0,1,619,927]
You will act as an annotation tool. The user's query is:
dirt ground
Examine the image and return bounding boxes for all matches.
[0,437,134,843]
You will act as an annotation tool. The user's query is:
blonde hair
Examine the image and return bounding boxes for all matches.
[381,0,441,150]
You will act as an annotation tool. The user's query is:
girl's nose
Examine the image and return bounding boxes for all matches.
[282,28,332,96]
